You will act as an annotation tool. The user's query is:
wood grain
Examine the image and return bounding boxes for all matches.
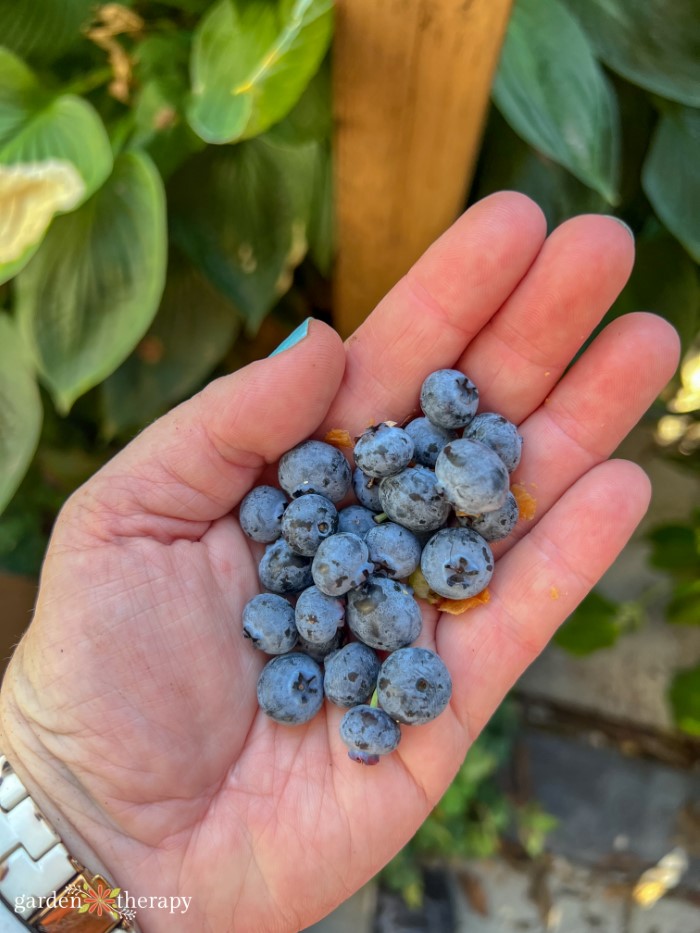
[333,0,513,336]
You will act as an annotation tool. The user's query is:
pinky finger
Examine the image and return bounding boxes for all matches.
[437,459,652,743]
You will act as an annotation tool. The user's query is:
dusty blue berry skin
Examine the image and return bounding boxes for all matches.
[242,593,298,654]
[278,440,351,503]
[379,466,451,532]
[365,522,422,579]
[256,653,324,725]
[347,576,422,651]
[352,467,383,512]
[280,493,339,556]
[340,705,401,764]
[295,585,345,644]
[239,486,288,543]
[459,491,518,542]
[420,369,479,429]
[338,504,378,538]
[421,526,494,599]
[297,629,344,662]
[259,538,313,594]
[354,423,415,478]
[312,532,374,597]
[463,412,523,473]
[434,438,509,514]
[404,417,456,468]
[377,648,452,725]
[324,643,380,707]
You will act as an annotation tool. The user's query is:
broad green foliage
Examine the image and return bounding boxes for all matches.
[669,665,700,736]
[553,591,623,655]
[188,0,333,144]
[16,152,167,414]
[0,0,94,64]
[643,106,700,263]
[0,315,42,514]
[101,252,240,438]
[562,0,700,107]
[169,137,317,332]
[493,0,620,202]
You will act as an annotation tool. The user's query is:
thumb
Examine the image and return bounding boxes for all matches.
[76,319,345,533]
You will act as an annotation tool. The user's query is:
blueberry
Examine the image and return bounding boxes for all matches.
[404,417,456,468]
[347,576,422,650]
[420,526,493,599]
[295,585,345,644]
[297,629,344,662]
[420,369,478,429]
[340,705,401,765]
[459,491,518,542]
[259,538,313,594]
[463,412,523,472]
[338,504,378,538]
[377,647,452,725]
[278,440,351,503]
[239,486,287,543]
[365,522,422,579]
[281,493,339,556]
[242,593,298,654]
[434,438,509,514]
[312,533,374,597]
[256,653,324,725]
[352,467,383,512]
[324,643,380,707]
[354,423,415,478]
[379,466,451,532]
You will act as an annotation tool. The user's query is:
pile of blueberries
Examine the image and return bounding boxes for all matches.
[239,369,522,765]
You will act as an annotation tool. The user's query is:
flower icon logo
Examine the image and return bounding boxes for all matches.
[76,879,121,920]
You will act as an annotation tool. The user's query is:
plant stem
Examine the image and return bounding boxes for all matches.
[63,68,113,97]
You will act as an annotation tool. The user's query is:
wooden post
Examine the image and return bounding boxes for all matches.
[0,573,35,677]
[333,0,513,337]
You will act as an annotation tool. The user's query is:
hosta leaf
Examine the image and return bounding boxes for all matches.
[493,0,620,202]
[16,151,167,414]
[188,0,333,143]
[0,49,113,282]
[643,106,700,263]
[101,251,240,438]
[0,0,94,64]
[562,0,700,108]
[0,314,42,514]
[669,664,700,736]
[169,137,315,332]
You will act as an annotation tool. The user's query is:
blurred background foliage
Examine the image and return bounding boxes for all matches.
[0,0,698,905]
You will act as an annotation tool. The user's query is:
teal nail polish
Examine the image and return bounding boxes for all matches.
[610,216,634,240]
[269,318,313,357]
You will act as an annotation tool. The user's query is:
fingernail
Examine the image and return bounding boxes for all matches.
[610,217,635,240]
[269,318,313,357]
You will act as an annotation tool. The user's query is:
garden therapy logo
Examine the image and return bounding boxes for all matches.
[66,878,136,923]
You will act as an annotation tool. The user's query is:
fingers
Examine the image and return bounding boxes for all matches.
[77,321,345,534]
[322,192,547,433]
[438,459,652,742]
[456,215,636,423]
[495,312,680,556]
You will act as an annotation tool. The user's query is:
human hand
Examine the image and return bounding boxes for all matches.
[0,193,679,932]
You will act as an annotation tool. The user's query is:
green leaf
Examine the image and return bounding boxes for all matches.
[493,0,621,202]
[169,138,315,332]
[16,151,167,414]
[0,0,93,64]
[554,591,622,655]
[101,252,240,438]
[666,581,700,626]
[0,314,42,514]
[562,0,700,108]
[0,49,113,283]
[265,58,331,145]
[188,0,333,144]
[610,231,700,354]
[669,664,700,736]
[642,106,700,263]
[307,141,333,276]
[647,522,700,577]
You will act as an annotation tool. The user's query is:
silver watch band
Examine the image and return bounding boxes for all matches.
[0,754,135,931]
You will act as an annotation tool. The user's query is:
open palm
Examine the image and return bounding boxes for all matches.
[0,194,679,933]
